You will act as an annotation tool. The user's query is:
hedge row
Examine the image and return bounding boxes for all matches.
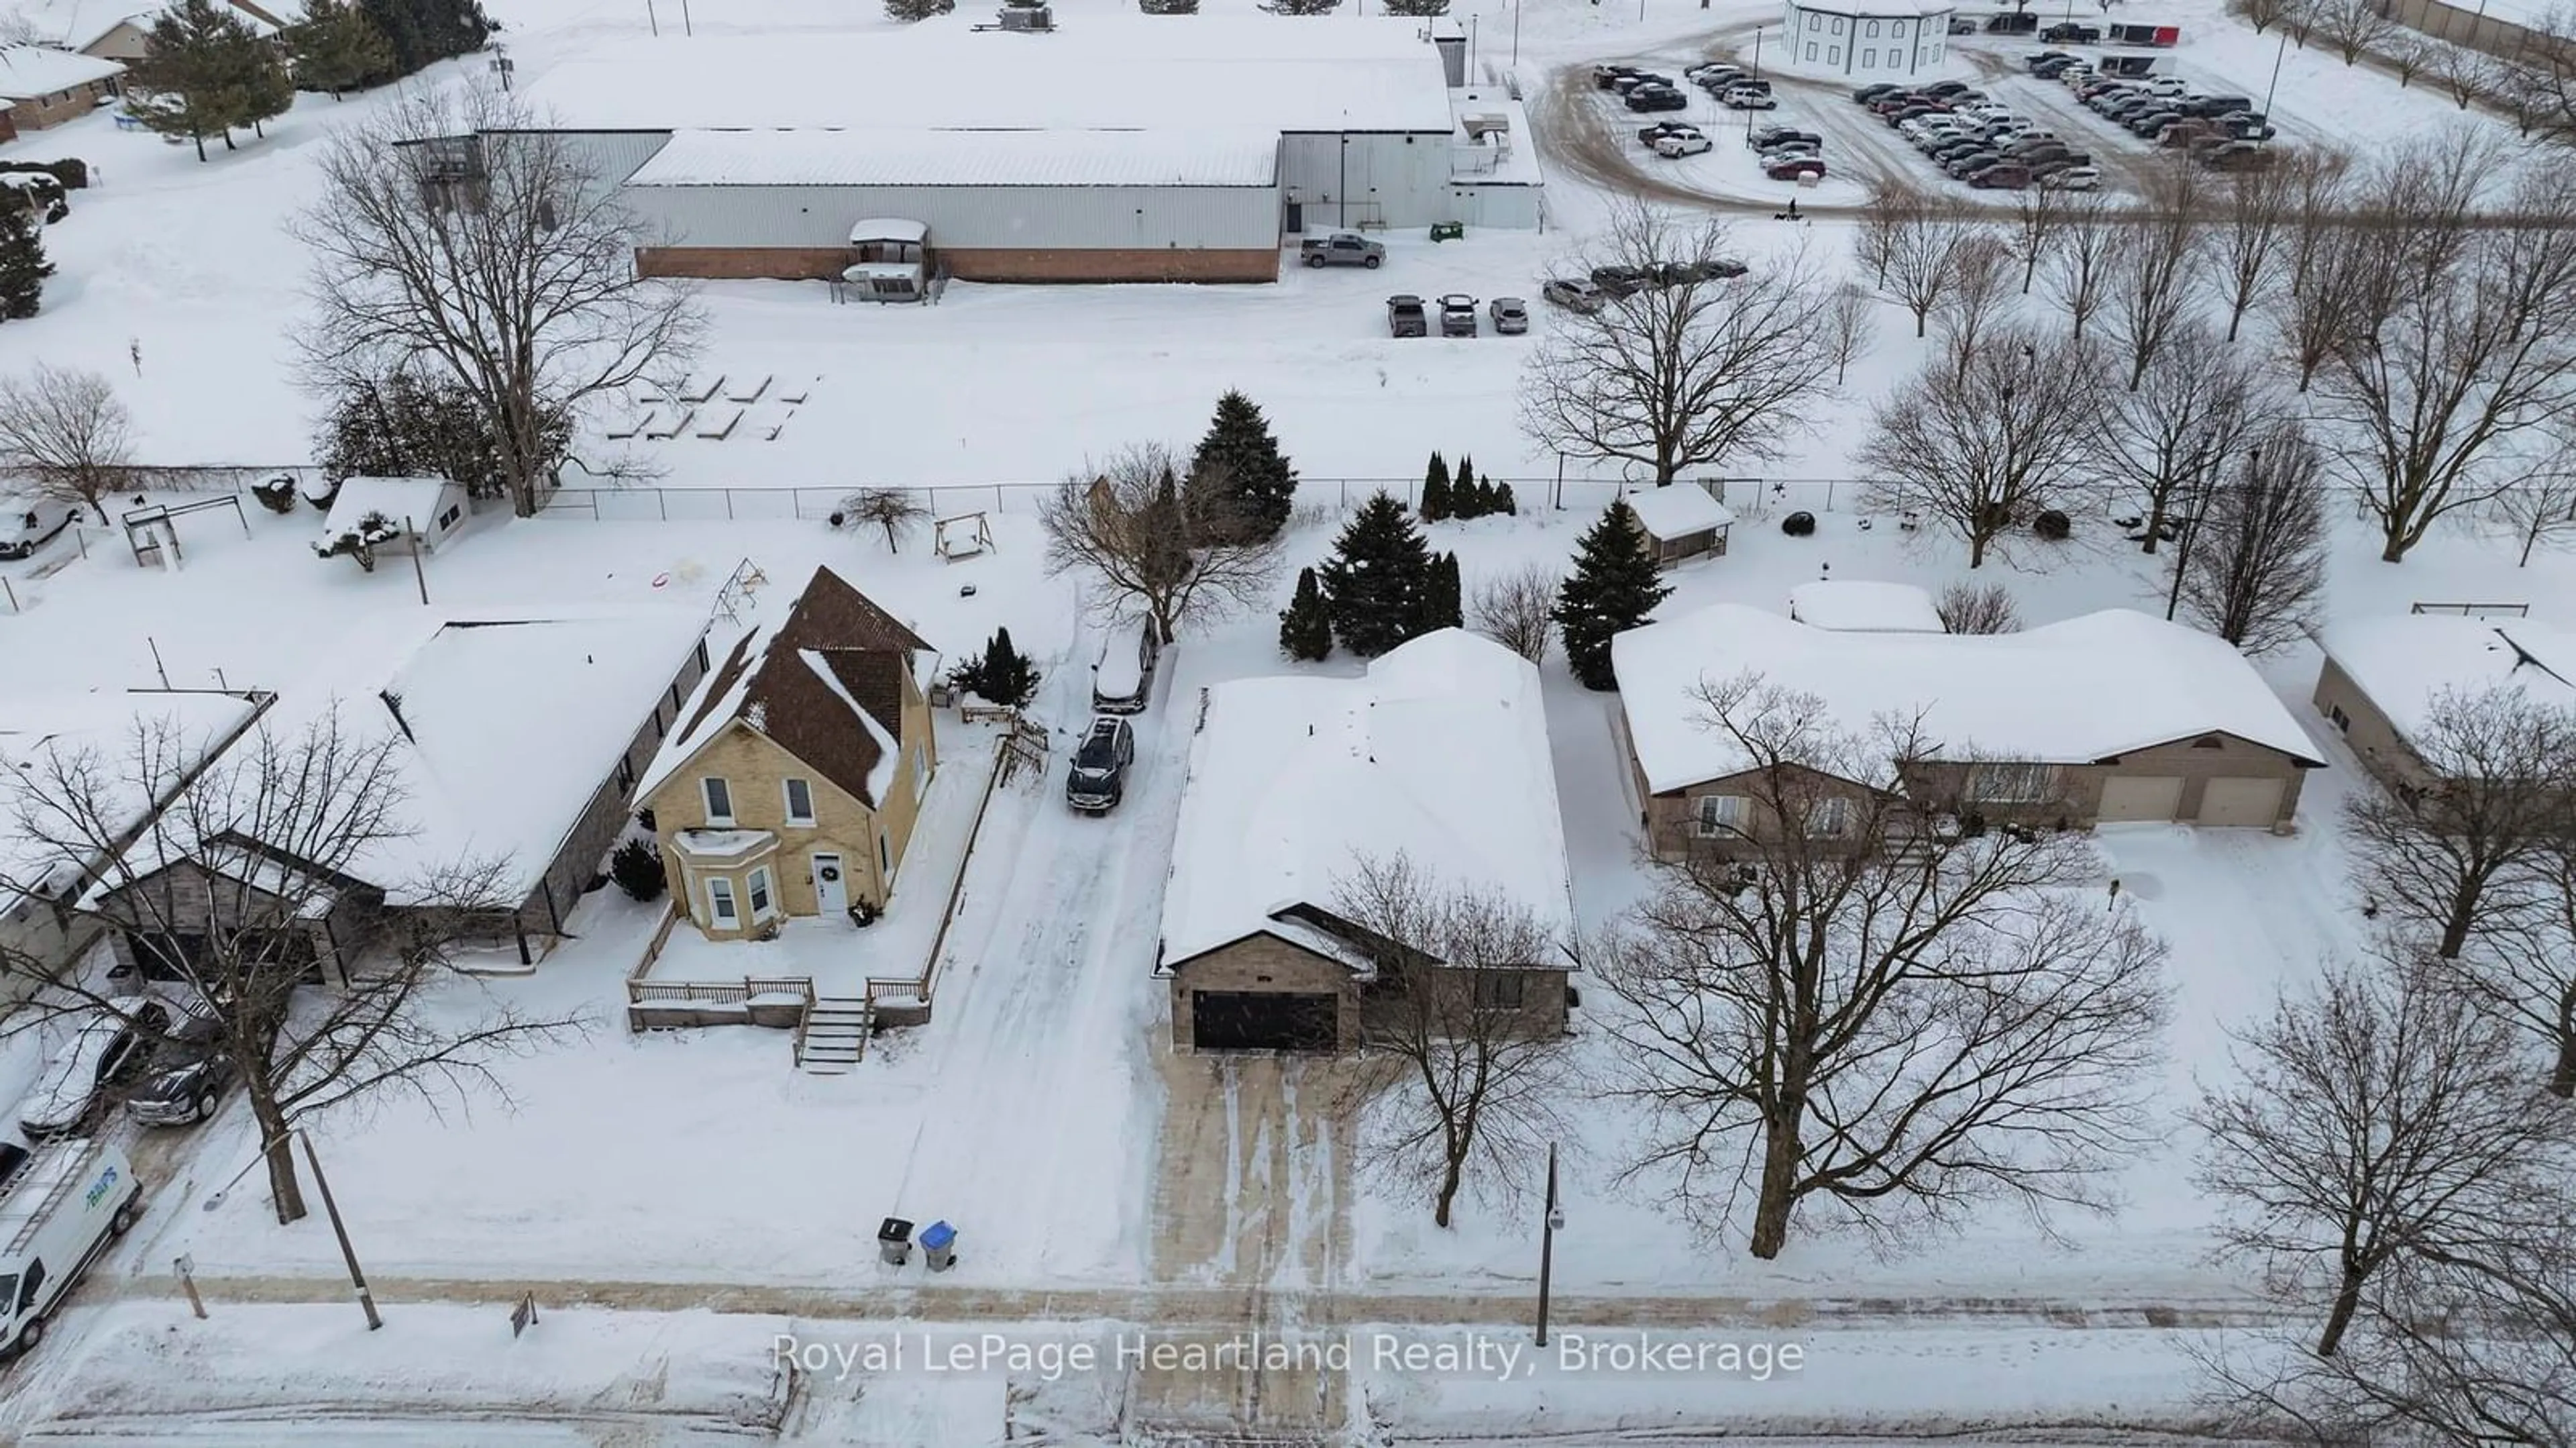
[0,160,89,191]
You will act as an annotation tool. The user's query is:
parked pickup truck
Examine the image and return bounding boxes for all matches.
[1301,229,1385,269]
[1386,294,1428,338]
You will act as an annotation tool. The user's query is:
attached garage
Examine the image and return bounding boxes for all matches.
[1189,990,1340,1053]
[2196,776,2287,828]
[2098,774,2184,823]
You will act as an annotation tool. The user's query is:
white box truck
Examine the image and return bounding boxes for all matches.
[0,1139,142,1357]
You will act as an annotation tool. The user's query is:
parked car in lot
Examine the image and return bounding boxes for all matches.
[1721,86,1778,109]
[1970,162,2033,189]
[2041,20,2102,41]
[1943,150,2001,178]
[1923,79,1975,97]
[1065,717,1135,814]
[1589,264,1654,296]
[19,999,170,1139]
[1752,129,1823,153]
[1638,120,1703,146]
[1654,132,1713,157]
[1489,297,1528,334]
[1628,85,1690,112]
[1386,294,1428,337]
[1855,82,1907,103]
[1664,257,1749,282]
[0,502,76,562]
[1542,276,1607,312]
[1593,63,1640,89]
[1301,229,1384,269]
[2031,152,2094,176]
[1765,154,1827,180]
[1609,72,1653,93]
[123,1012,235,1127]
[1438,294,1479,337]
[2037,164,2103,191]
[2200,140,2280,170]
[2027,48,2076,70]
[2131,110,2186,137]
[2183,93,2255,116]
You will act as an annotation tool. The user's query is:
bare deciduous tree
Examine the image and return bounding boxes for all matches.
[1520,204,1841,483]
[2343,685,2576,959]
[2386,31,2435,87]
[1599,676,2170,1259]
[2449,825,2576,1096]
[1333,854,1573,1229]
[2096,324,2274,556]
[0,711,585,1225]
[1881,206,1986,340]
[840,488,930,554]
[2008,180,2065,295]
[2315,0,2398,62]
[0,364,133,523]
[1933,578,2021,633]
[2429,40,2489,109]
[1860,324,2104,568]
[2273,150,2358,391]
[2045,187,2119,342]
[2104,164,2206,391]
[2194,946,2576,1358]
[296,88,705,519]
[2178,423,2328,654]
[2211,158,2299,342]
[1469,562,1558,664]
[1851,180,1918,291]
[1040,442,1283,644]
[1935,231,2019,378]
[2487,428,2576,567]
[2237,0,2308,34]
[1825,282,1878,388]
[2310,146,2576,563]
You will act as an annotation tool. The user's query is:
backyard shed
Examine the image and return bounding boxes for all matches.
[1623,485,1734,566]
[318,476,470,556]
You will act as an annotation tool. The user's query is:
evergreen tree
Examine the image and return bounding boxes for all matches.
[609,839,666,902]
[951,627,1040,707]
[358,0,491,74]
[1318,491,1434,657]
[0,208,52,321]
[1185,389,1298,541]
[1279,566,1334,662]
[1553,501,1671,690]
[1414,551,1463,635]
[1495,482,1518,517]
[1453,455,1483,519]
[1420,450,1453,523]
[290,0,396,96]
[319,371,567,503]
[129,0,290,161]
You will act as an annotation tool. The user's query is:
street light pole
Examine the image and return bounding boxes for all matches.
[1535,1142,1561,1346]
[2259,30,2288,129]
[301,1131,383,1331]
[1511,0,1520,65]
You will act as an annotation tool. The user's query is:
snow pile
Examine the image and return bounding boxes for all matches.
[1613,604,2325,792]
[1786,580,1945,633]
[1158,628,1573,970]
[2318,613,2576,740]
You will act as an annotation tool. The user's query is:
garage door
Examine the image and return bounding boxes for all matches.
[2198,776,2286,828]
[2098,775,2184,823]
[1191,990,1339,1053]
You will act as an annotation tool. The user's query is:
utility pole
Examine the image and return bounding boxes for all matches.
[1511,0,1520,65]
[1535,1142,1562,1346]
[2259,30,2288,132]
[302,1132,383,1331]
[406,519,431,607]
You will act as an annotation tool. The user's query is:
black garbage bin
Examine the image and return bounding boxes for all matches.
[877,1217,914,1267]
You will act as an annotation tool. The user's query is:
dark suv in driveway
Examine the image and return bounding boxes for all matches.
[1066,717,1136,813]
[126,1012,237,1127]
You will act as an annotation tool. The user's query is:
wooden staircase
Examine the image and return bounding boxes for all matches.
[796,996,874,1074]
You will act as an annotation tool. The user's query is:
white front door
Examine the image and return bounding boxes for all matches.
[811,853,848,915]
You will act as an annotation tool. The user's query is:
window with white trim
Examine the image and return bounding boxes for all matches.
[1866,19,1880,36]
[1966,762,2056,803]
[1864,48,1878,66]
[783,778,816,826]
[701,776,733,825]
[706,876,739,926]
[747,866,774,920]
[1693,794,1752,837]
[1806,796,1854,837]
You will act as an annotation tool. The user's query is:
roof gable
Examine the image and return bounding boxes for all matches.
[638,566,929,809]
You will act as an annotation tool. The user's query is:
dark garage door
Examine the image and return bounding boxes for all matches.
[1191,990,1338,1052]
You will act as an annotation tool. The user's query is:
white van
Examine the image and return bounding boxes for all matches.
[1091,619,1161,715]
[0,1139,142,1357]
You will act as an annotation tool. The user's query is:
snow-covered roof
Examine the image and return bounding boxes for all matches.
[625,128,1282,190]
[0,42,123,95]
[1621,485,1733,540]
[849,218,926,244]
[0,692,261,910]
[1612,605,2324,794]
[637,566,931,811]
[0,0,148,52]
[2318,615,2576,741]
[92,612,710,911]
[319,476,455,540]
[1787,580,1946,633]
[513,16,1455,135]
[1790,0,1953,16]
[1157,630,1574,973]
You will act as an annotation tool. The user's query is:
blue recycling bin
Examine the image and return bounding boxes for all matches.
[920,1220,957,1272]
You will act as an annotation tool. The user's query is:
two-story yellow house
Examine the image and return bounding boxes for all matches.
[635,566,938,937]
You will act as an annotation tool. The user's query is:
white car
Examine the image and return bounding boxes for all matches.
[2039,164,2104,191]
[0,500,76,561]
[2143,76,2188,96]
[1653,132,1715,158]
[17,998,169,1139]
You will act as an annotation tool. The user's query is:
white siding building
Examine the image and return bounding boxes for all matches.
[1778,0,1955,81]
[504,14,1542,283]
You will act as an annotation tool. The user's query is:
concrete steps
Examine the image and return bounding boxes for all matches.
[798,997,873,1074]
